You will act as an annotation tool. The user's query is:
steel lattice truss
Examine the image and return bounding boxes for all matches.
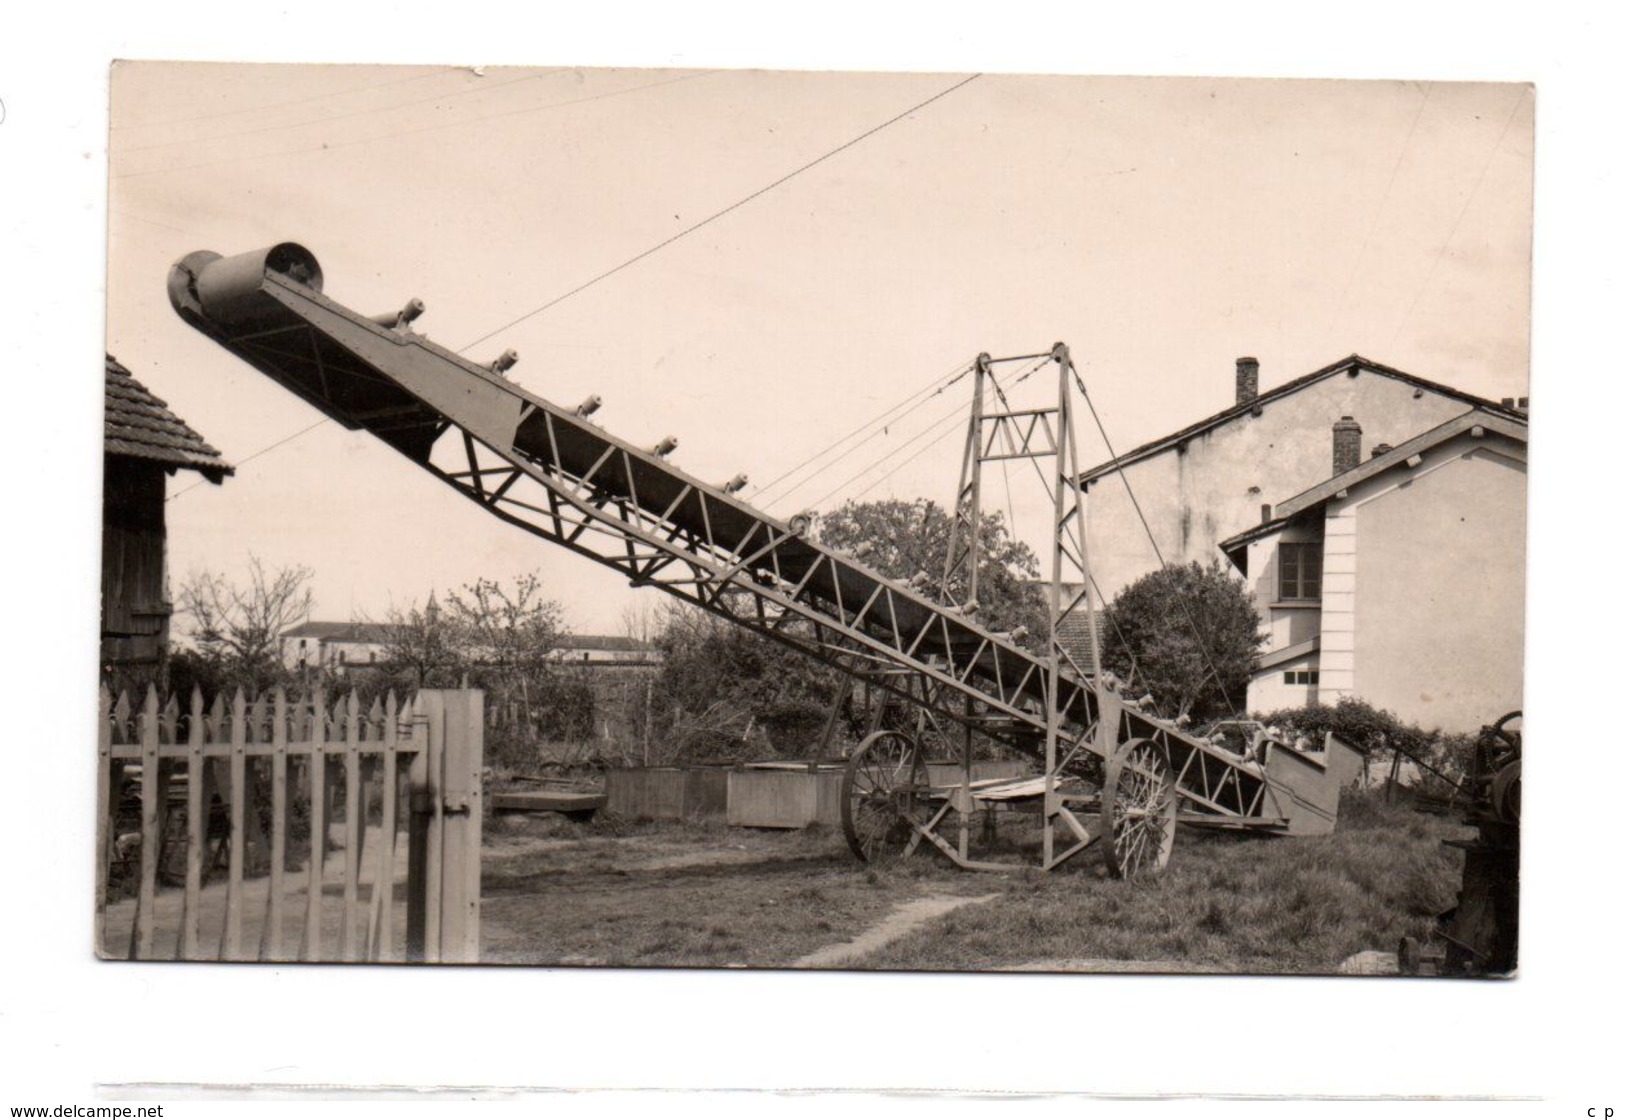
[168,254,1287,828]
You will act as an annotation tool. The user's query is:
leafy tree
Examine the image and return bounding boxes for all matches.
[644,498,1051,764]
[650,604,842,763]
[174,556,313,695]
[817,498,1047,640]
[1101,560,1263,722]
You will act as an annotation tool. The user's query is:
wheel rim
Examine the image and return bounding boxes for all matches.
[1101,737,1178,878]
[841,731,927,863]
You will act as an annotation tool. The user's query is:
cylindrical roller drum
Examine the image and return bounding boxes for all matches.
[167,242,323,327]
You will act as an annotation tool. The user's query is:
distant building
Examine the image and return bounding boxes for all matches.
[280,621,661,672]
[102,355,233,693]
[1078,354,1527,601]
[546,634,662,667]
[1220,408,1527,732]
[281,621,398,671]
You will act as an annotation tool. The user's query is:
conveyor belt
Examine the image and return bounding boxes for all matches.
[167,244,1287,825]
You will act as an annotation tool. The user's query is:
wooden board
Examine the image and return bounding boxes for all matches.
[490,791,606,817]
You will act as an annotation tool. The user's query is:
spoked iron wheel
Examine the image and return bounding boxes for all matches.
[1101,737,1178,878]
[841,730,929,863]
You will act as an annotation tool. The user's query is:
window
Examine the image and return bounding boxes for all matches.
[1284,669,1320,686]
[1279,542,1323,601]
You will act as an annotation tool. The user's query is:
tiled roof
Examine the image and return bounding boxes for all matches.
[552,634,658,653]
[282,621,400,642]
[280,622,658,654]
[105,355,232,482]
[1077,354,1527,485]
[1217,408,1529,561]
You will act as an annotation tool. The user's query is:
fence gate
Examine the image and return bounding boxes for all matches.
[95,686,483,963]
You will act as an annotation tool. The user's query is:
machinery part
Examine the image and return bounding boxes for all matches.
[841,730,928,863]
[167,243,323,327]
[371,298,425,329]
[168,242,1321,874]
[1100,737,1178,878]
[1489,759,1520,827]
[1415,708,1521,976]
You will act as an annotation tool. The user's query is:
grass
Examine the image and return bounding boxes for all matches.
[477,790,1470,973]
[860,790,1468,973]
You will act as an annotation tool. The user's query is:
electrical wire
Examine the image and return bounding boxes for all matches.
[1388,86,1528,349]
[1070,364,1239,714]
[457,72,981,352]
[164,73,981,504]
[166,417,332,503]
[756,358,975,506]
[808,355,1047,512]
[799,379,993,513]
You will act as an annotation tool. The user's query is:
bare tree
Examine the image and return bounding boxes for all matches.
[175,556,314,694]
[367,593,459,689]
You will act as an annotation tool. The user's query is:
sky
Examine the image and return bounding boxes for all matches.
[107,64,1533,637]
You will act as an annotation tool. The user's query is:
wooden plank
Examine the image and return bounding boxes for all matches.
[436,690,484,964]
[369,693,399,962]
[405,695,433,962]
[489,791,606,815]
[265,688,289,961]
[421,693,444,963]
[181,688,206,960]
[158,695,181,961]
[341,692,362,961]
[134,686,161,960]
[94,687,114,959]
[303,688,327,961]
[222,687,247,960]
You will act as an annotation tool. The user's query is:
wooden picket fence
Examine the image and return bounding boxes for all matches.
[95,685,483,963]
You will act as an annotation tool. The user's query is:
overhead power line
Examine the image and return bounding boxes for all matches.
[754,358,975,506]
[458,72,982,352]
[165,72,981,504]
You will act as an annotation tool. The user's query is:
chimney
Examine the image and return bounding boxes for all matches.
[1235,356,1259,405]
[1371,442,1393,459]
[1333,416,1362,475]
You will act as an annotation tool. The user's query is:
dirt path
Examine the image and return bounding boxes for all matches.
[794,893,997,968]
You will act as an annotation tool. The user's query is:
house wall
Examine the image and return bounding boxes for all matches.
[101,456,171,691]
[1249,652,1322,714]
[1349,439,1527,732]
[281,636,391,670]
[1084,370,1473,599]
[1242,521,1326,715]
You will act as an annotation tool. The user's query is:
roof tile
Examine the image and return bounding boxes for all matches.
[105,355,233,480]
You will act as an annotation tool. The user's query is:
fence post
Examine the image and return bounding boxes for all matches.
[405,694,436,963]
[403,689,483,963]
[134,686,161,960]
[94,687,114,958]
[437,689,484,963]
